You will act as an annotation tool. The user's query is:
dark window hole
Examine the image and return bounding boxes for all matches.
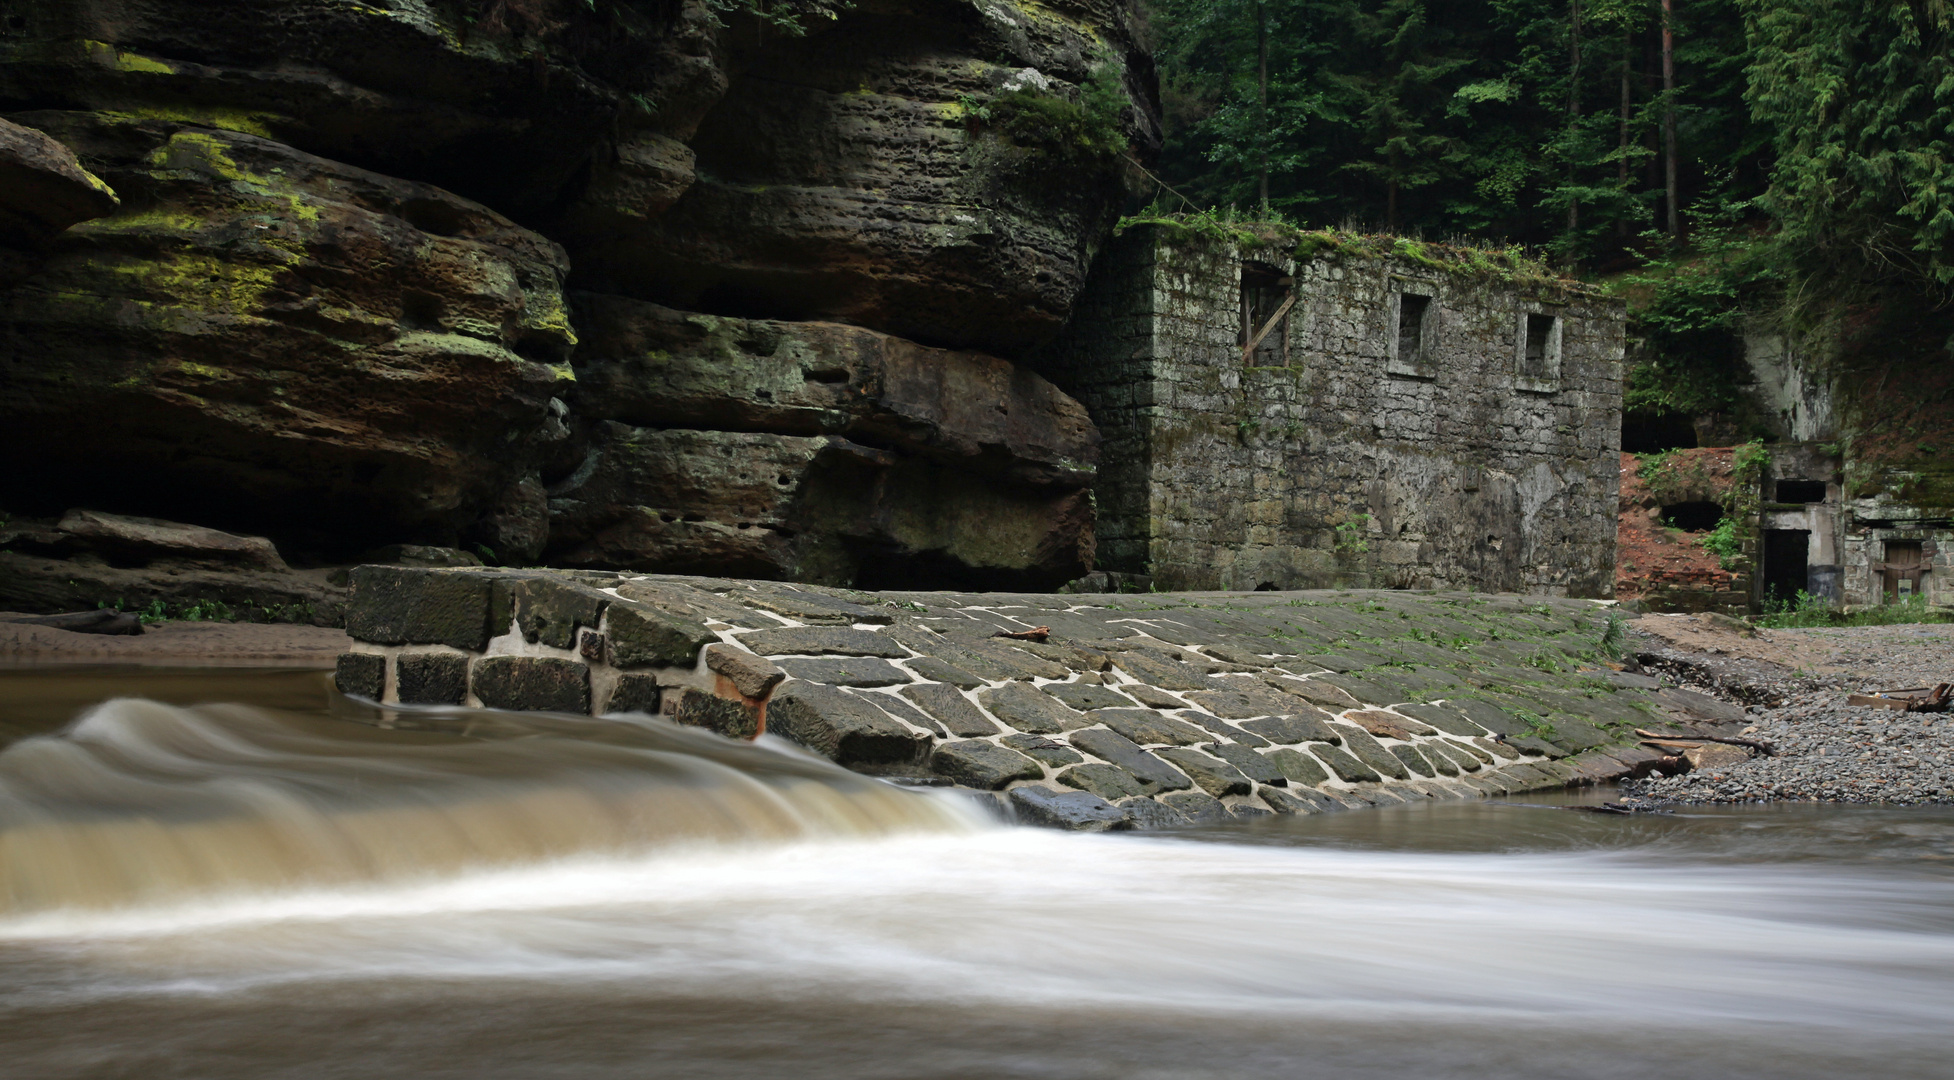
[1776,479,1826,503]
[1621,410,1696,454]
[1255,581,1278,591]
[1661,501,1724,532]
[1397,293,1430,363]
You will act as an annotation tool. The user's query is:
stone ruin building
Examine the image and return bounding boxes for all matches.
[1756,442,1951,610]
[1033,224,1628,596]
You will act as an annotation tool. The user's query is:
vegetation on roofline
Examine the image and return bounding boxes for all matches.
[1114,210,1587,291]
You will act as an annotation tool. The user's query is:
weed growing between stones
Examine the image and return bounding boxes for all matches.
[1756,592,1954,630]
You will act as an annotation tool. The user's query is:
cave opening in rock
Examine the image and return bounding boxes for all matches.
[1661,501,1724,532]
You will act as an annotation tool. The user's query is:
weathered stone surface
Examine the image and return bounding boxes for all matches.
[1109,651,1209,691]
[1180,712,1269,747]
[1390,744,1438,778]
[1396,703,1488,737]
[334,652,384,701]
[1239,712,1341,746]
[559,4,1159,357]
[1121,683,1188,709]
[766,681,928,765]
[1265,747,1331,787]
[1204,742,1285,786]
[1311,743,1381,784]
[515,578,610,649]
[1334,724,1413,781]
[1043,682,1139,711]
[1067,728,1193,793]
[0,117,117,251]
[1158,790,1230,825]
[899,682,999,737]
[737,585,893,625]
[977,681,1086,734]
[51,510,286,571]
[546,423,1094,589]
[472,656,591,714]
[931,740,1042,789]
[905,656,986,690]
[347,567,496,651]
[1656,687,1748,724]
[668,686,761,740]
[1261,786,1336,815]
[0,115,573,548]
[606,673,663,715]
[1117,796,1186,829]
[1153,748,1252,798]
[1265,675,1361,709]
[734,627,909,659]
[1008,786,1130,833]
[1093,709,1210,747]
[853,690,943,736]
[1183,688,1297,719]
[607,602,716,669]
[1438,739,1493,768]
[776,657,910,688]
[1348,710,1437,740]
[703,644,786,700]
[1000,733,1083,767]
[396,653,469,706]
[1058,763,1147,801]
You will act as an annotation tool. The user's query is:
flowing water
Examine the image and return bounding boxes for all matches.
[2,669,1953,1079]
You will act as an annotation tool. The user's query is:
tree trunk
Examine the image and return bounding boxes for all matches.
[1618,31,1632,239]
[1567,0,1582,235]
[1257,0,1270,215]
[1662,0,1680,238]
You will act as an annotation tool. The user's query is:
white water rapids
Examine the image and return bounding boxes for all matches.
[2,697,1952,1078]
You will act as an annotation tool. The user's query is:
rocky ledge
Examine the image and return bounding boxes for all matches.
[333,570,1751,829]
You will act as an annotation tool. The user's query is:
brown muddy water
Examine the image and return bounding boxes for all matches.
[2,669,1953,1079]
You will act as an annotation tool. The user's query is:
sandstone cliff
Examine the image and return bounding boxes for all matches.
[0,0,1157,598]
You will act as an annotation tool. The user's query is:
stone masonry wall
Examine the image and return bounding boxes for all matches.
[1037,227,1625,596]
[334,568,1743,830]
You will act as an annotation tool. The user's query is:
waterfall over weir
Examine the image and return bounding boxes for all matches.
[0,700,986,914]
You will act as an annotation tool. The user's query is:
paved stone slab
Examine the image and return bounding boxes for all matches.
[736,586,891,625]
[1108,650,1208,691]
[978,681,1086,734]
[704,644,786,699]
[1265,747,1331,786]
[348,566,496,650]
[1182,687,1297,719]
[1334,724,1413,781]
[733,627,908,658]
[1001,733,1083,767]
[1396,702,1487,737]
[1390,744,1437,777]
[1058,763,1148,800]
[1311,742,1380,783]
[1239,712,1339,745]
[1117,796,1186,828]
[1093,709,1210,746]
[1043,682,1139,711]
[1204,742,1285,786]
[899,682,999,736]
[1067,728,1193,793]
[1262,674,1360,709]
[1158,789,1230,824]
[1120,683,1188,709]
[669,686,762,739]
[905,655,985,689]
[1154,748,1251,797]
[777,657,911,687]
[607,601,717,669]
[854,690,943,736]
[931,741,1042,789]
[768,682,929,765]
[1009,786,1128,832]
[472,656,590,714]
[1348,710,1436,740]
[606,673,662,714]
[1434,739,1491,769]
[334,652,384,700]
[1180,712,1268,747]
[1261,786,1338,814]
[397,653,468,705]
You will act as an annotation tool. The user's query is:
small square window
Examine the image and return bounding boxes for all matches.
[1776,479,1827,503]
[1515,308,1562,391]
[1387,288,1436,378]
[1240,262,1291,366]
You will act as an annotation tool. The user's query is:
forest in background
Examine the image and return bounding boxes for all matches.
[1138,0,1954,450]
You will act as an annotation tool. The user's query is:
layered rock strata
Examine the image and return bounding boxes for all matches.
[337,570,1728,828]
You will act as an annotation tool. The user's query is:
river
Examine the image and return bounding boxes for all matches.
[1,667,1951,1078]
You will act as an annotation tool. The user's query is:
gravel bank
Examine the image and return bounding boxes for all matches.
[1620,619,1954,807]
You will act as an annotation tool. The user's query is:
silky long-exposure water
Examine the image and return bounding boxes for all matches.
[2,670,1952,1078]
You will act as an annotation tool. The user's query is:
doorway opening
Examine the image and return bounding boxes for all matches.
[1880,540,1925,603]
[1762,529,1810,608]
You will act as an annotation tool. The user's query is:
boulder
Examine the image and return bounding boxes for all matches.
[0,115,573,549]
[0,117,117,283]
[552,0,1160,355]
[55,509,287,571]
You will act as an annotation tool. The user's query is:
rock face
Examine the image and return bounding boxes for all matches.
[550,294,1098,587]
[0,114,574,554]
[0,0,1142,586]
[553,0,1160,355]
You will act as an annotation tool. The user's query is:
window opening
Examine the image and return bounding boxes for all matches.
[1521,313,1556,379]
[1775,479,1826,504]
[1879,540,1925,603]
[1660,502,1723,532]
[1396,294,1430,367]
[1240,262,1292,366]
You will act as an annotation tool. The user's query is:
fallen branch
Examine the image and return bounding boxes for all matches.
[992,627,1051,642]
[1635,728,1776,756]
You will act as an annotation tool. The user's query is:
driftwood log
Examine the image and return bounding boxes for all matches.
[0,609,144,635]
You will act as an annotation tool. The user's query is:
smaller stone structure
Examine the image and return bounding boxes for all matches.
[1033,225,1627,596]
[334,568,1734,828]
[1757,442,1952,610]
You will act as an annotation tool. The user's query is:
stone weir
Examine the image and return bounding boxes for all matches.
[334,569,1716,829]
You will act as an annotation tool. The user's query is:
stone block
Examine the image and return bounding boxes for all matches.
[668,686,762,740]
[514,577,610,649]
[1260,786,1336,815]
[1265,747,1331,786]
[606,673,663,715]
[900,682,999,737]
[704,644,786,700]
[1158,790,1230,824]
[777,657,911,687]
[905,656,985,690]
[1042,682,1141,711]
[1121,683,1188,709]
[1057,763,1147,801]
[1008,787,1129,833]
[1395,702,1486,737]
[1348,710,1437,739]
[930,741,1043,789]
[1182,688,1297,719]
[1390,744,1437,778]
[1067,728,1193,793]
[334,652,385,701]
[1180,712,1269,747]
[1000,733,1082,767]
[733,627,909,658]
[1239,712,1340,745]
[347,566,496,650]
[976,682,1086,734]
[1093,708,1209,746]
[767,682,929,765]
[1204,742,1285,786]
[472,656,592,714]
[1310,743,1381,784]
[1116,797,1186,829]
[607,601,716,669]
[1154,748,1252,797]
[396,653,469,706]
